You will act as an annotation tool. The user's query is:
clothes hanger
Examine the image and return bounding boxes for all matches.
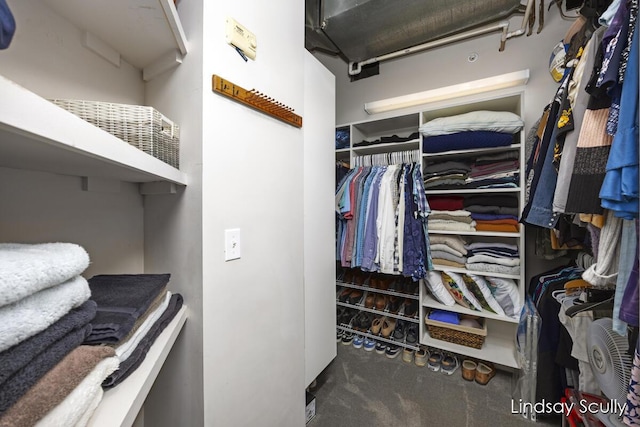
[565,296,614,318]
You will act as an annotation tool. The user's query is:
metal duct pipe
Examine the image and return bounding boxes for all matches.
[348,0,535,76]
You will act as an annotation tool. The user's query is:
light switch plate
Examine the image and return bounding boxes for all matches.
[224,228,241,261]
[225,17,257,60]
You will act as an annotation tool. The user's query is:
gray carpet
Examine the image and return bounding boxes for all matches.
[308,343,561,427]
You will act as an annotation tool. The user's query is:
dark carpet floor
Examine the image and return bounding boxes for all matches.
[308,343,561,427]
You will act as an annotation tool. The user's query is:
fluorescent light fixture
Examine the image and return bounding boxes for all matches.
[363,69,530,115]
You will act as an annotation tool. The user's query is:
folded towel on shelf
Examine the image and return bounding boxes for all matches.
[115,291,171,361]
[0,276,91,353]
[85,274,170,344]
[0,300,96,387]
[0,345,115,427]
[34,356,119,427]
[103,293,183,388]
[0,323,91,415]
[105,286,167,348]
[0,243,89,308]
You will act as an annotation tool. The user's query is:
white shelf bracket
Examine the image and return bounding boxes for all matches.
[140,181,178,195]
[82,31,121,67]
[143,50,183,82]
[82,176,121,193]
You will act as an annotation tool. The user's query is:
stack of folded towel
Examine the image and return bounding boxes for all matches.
[85,274,183,389]
[464,241,521,276]
[0,243,119,427]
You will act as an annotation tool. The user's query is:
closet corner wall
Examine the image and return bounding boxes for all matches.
[335,83,528,369]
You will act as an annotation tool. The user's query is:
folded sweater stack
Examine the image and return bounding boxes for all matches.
[429,234,469,268]
[0,243,118,426]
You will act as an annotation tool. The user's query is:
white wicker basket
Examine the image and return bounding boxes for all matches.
[49,99,180,168]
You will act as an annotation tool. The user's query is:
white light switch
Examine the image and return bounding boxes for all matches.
[225,228,241,261]
[225,17,257,60]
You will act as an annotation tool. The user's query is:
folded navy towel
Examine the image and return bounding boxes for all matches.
[85,274,170,344]
[0,300,96,387]
[0,324,91,414]
[103,293,183,388]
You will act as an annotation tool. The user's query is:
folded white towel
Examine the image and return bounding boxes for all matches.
[0,276,91,352]
[35,356,119,427]
[0,243,89,308]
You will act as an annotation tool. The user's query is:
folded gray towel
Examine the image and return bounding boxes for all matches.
[85,274,170,344]
[0,324,91,414]
[0,300,96,387]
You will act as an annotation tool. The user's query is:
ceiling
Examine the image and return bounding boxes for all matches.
[305,0,526,72]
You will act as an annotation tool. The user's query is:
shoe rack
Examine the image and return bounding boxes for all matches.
[336,267,421,351]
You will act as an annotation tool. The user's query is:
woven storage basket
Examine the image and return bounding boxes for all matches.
[50,99,180,169]
[424,313,487,349]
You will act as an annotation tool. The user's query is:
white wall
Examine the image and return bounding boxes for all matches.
[200,1,306,426]
[0,0,142,103]
[303,51,336,387]
[141,0,205,425]
[0,167,144,277]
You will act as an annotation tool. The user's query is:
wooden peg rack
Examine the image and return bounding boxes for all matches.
[212,75,303,128]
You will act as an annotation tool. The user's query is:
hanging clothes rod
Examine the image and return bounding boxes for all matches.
[353,149,420,167]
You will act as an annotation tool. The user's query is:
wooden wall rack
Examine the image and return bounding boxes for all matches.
[212,75,303,128]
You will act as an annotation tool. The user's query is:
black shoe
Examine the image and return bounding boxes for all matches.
[403,299,418,317]
[406,323,418,344]
[393,320,407,341]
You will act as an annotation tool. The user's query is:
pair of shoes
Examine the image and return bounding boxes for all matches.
[385,344,401,359]
[406,323,418,344]
[403,299,418,317]
[461,360,496,385]
[441,353,459,375]
[414,346,429,367]
[370,316,385,334]
[381,318,396,338]
[353,312,373,332]
[363,337,376,351]
[374,294,388,310]
[352,335,364,349]
[338,288,363,304]
[393,320,407,340]
[341,331,354,345]
[337,308,357,326]
[427,349,443,372]
[388,296,402,313]
[402,348,414,364]
[475,362,496,385]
